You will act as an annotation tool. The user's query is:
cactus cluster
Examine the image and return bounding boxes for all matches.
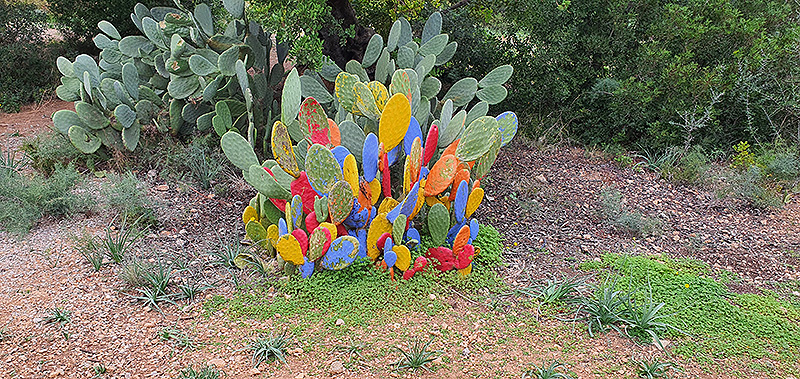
[225,12,517,280]
[54,0,288,155]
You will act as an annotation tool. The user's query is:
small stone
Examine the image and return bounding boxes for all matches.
[428,294,436,301]
[535,174,547,183]
[155,184,169,191]
[335,319,345,326]
[143,322,155,328]
[208,358,226,368]
[295,374,306,379]
[292,347,304,355]
[329,360,345,375]
[249,368,261,376]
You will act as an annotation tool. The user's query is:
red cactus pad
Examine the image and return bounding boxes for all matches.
[381,153,391,198]
[402,269,416,280]
[291,229,309,255]
[426,246,455,271]
[423,124,439,166]
[376,232,392,250]
[455,244,475,270]
[290,172,316,215]
[305,212,320,233]
[336,223,347,239]
[413,256,428,272]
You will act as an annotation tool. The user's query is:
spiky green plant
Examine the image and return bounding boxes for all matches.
[250,330,293,367]
[522,361,574,379]
[635,356,678,379]
[392,338,441,372]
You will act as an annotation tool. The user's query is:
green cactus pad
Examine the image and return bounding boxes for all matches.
[68,125,102,154]
[422,12,442,44]
[471,129,501,180]
[418,34,449,57]
[335,72,359,114]
[427,203,449,246]
[97,20,121,40]
[222,0,244,18]
[246,220,269,247]
[465,101,489,126]
[476,85,508,105]
[375,48,390,83]
[121,62,139,100]
[328,181,355,225]
[52,110,86,134]
[439,110,465,148]
[281,68,302,125]
[193,3,214,35]
[478,65,514,88]
[305,144,344,195]
[337,120,366,163]
[387,20,401,51]
[420,77,441,99]
[300,75,334,103]
[393,214,407,243]
[122,122,140,151]
[114,104,137,129]
[345,59,369,82]
[362,34,384,67]
[220,131,259,171]
[75,101,109,130]
[314,196,329,223]
[271,121,300,177]
[247,164,292,200]
[188,54,219,76]
[443,77,478,107]
[389,70,412,103]
[354,82,380,120]
[455,116,497,162]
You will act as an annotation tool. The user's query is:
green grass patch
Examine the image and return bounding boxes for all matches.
[580,253,800,371]
[204,225,506,326]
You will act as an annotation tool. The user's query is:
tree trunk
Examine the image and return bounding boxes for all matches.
[321,0,374,68]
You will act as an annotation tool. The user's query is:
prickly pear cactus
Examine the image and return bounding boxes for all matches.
[225,10,519,280]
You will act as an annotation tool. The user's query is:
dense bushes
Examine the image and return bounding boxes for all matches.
[437,0,800,151]
[0,1,61,113]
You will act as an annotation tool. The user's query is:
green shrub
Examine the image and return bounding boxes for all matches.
[437,0,800,150]
[48,0,169,52]
[0,1,61,113]
[103,172,157,227]
[0,162,94,234]
[21,132,101,175]
[599,188,660,236]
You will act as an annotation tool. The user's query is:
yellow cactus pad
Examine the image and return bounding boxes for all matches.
[343,154,359,196]
[458,264,472,276]
[378,197,400,215]
[319,222,338,240]
[267,224,279,247]
[276,234,304,265]
[368,81,389,111]
[284,201,293,233]
[465,187,484,218]
[271,121,300,177]
[378,93,411,151]
[393,245,411,271]
[369,178,381,205]
[242,205,258,225]
[410,179,426,220]
[366,212,392,260]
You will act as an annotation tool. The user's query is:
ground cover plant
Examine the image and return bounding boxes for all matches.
[579,253,800,373]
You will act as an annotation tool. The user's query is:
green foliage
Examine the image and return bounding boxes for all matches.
[103,172,157,227]
[583,253,800,366]
[179,364,221,379]
[250,330,293,366]
[21,132,101,175]
[635,356,678,379]
[0,1,62,113]
[98,218,144,264]
[515,276,586,305]
[0,162,93,234]
[392,338,441,372]
[598,188,660,236]
[522,361,574,379]
[438,0,800,150]
[48,0,168,50]
[661,147,710,184]
[43,307,72,326]
[731,141,756,169]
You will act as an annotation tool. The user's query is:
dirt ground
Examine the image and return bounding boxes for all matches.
[1,102,798,378]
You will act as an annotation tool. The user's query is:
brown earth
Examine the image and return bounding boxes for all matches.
[0,102,798,378]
